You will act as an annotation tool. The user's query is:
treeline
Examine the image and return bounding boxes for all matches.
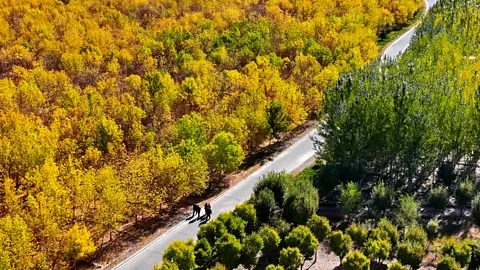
[317,0,480,193]
[0,0,421,268]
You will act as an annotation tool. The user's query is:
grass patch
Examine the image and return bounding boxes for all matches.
[377,6,425,50]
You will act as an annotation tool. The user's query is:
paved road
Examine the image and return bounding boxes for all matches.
[383,0,438,58]
[112,1,437,269]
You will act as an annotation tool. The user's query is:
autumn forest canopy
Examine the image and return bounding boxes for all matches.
[0,0,424,269]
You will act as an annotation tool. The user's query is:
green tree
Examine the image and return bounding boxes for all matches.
[197,219,228,246]
[216,233,242,269]
[253,171,289,205]
[455,179,475,216]
[266,101,291,140]
[162,239,197,270]
[217,212,247,240]
[371,181,394,214]
[254,189,276,222]
[209,262,226,270]
[205,131,245,174]
[240,232,264,268]
[441,239,472,267]
[279,247,302,270]
[363,239,391,264]
[194,238,212,269]
[153,261,180,270]
[306,214,331,242]
[396,195,420,228]
[345,223,368,248]
[283,177,319,225]
[284,225,319,263]
[259,226,281,254]
[339,182,362,218]
[343,250,370,270]
[397,241,425,269]
[388,262,408,270]
[233,203,257,233]
[177,112,207,147]
[329,230,352,261]
[437,256,461,270]
[404,223,428,249]
[428,186,449,209]
[265,265,284,270]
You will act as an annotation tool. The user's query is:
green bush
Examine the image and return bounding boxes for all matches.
[217,212,247,240]
[455,178,475,208]
[404,223,428,249]
[346,223,368,247]
[441,238,472,267]
[396,195,420,228]
[209,262,226,270]
[153,261,179,270]
[273,218,291,239]
[265,265,284,270]
[254,171,288,205]
[397,241,425,269]
[259,226,281,253]
[437,256,461,270]
[371,181,394,213]
[279,247,302,270]
[240,232,264,268]
[216,233,242,269]
[472,193,480,226]
[470,241,480,269]
[197,219,228,246]
[339,182,362,216]
[307,214,331,242]
[254,189,276,222]
[428,186,449,209]
[233,203,257,233]
[284,225,319,260]
[369,218,399,247]
[194,238,212,269]
[364,239,391,263]
[329,230,352,260]
[426,219,439,239]
[343,250,370,270]
[283,177,319,225]
[387,262,408,270]
[162,239,197,270]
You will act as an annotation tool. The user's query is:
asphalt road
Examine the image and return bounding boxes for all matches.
[112,1,437,269]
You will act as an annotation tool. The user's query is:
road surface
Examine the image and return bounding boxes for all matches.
[112,1,437,269]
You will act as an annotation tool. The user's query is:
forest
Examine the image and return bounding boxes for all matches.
[157,1,480,270]
[0,0,424,269]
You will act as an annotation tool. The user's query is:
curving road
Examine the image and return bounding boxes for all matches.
[112,1,437,269]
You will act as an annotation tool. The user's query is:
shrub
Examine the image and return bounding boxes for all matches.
[441,238,472,267]
[438,162,456,186]
[329,230,352,260]
[216,233,242,269]
[370,218,399,247]
[233,203,257,233]
[346,223,368,247]
[254,189,276,222]
[162,239,196,270]
[284,225,319,260]
[397,241,425,269]
[197,219,228,246]
[153,261,179,270]
[279,247,302,270]
[371,181,394,214]
[343,250,370,270]
[396,195,420,228]
[339,182,362,217]
[455,178,475,209]
[426,219,439,239]
[254,171,289,205]
[306,214,331,242]
[209,262,227,270]
[273,218,291,238]
[387,262,408,270]
[364,239,391,263]
[404,223,428,249]
[217,212,247,240]
[437,256,461,270]
[240,232,264,268]
[194,238,212,269]
[265,265,284,270]
[472,193,480,226]
[259,226,281,253]
[283,178,319,225]
[470,241,480,269]
[428,186,449,209]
